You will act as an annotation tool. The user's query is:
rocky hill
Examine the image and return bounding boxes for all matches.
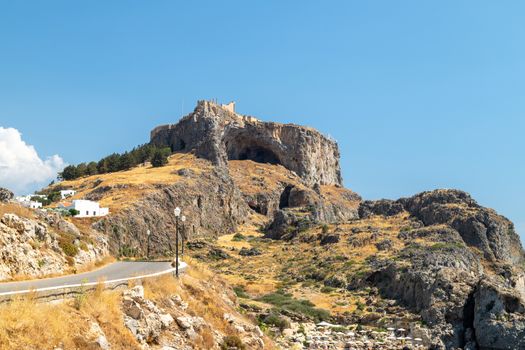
[32,100,525,349]
[0,201,109,280]
[0,259,272,349]
[150,100,342,187]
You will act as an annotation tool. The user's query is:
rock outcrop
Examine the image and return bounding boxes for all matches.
[0,212,108,280]
[150,100,343,187]
[360,189,525,265]
[360,189,525,349]
[121,283,266,349]
[94,167,249,256]
[0,188,13,202]
[229,160,360,224]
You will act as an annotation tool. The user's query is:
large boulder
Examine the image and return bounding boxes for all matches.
[0,188,13,202]
[474,279,525,349]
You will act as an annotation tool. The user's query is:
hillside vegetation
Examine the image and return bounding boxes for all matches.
[0,260,272,349]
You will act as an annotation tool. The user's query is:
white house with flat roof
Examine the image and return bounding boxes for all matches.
[15,195,45,209]
[63,200,109,218]
[60,190,76,199]
[19,201,42,209]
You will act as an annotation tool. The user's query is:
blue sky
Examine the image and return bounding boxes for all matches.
[0,1,524,242]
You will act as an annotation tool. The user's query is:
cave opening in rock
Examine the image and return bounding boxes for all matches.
[461,288,478,348]
[226,139,281,165]
[279,185,294,209]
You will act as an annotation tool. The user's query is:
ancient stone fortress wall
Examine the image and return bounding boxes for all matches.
[150,100,343,187]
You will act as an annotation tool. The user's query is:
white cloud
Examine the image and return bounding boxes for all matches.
[0,127,65,194]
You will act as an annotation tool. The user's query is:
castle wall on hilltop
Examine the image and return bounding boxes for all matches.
[150,100,343,187]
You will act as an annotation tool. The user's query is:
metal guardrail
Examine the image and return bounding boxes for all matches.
[0,262,188,303]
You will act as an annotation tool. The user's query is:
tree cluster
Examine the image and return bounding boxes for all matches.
[59,144,172,181]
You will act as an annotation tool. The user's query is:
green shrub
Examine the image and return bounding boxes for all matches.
[221,335,245,350]
[74,278,89,310]
[232,233,245,241]
[233,285,249,299]
[320,286,336,294]
[321,224,329,234]
[69,209,80,216]
[119,245,138,257]
[151,148,171,167]
[58,235,79,257]
[256,290,330,322]
[262,312,290,331]
[430,242,464,250]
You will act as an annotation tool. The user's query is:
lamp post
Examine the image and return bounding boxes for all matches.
[181,215,186,256]
[174,207,181,277]
[146,229,151,260]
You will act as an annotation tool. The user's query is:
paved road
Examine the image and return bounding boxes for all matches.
[0,261,184,296]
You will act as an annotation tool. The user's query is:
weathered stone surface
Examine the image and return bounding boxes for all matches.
[264,209,314,240]
[239,247,262,256]
[360,189,525,265]
[359,199,404,218]
[94,167,249,256]
[0,212,108,280]
[361,189,525,349]
[375,238,393,251]
[0,188,13,202]
[87,321,110,350]
[150,100,343,187]
[473,279,525,349]
[319,233,340,245]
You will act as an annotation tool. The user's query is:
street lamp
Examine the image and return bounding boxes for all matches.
[174,207,181,277]
[181,215,186,256]
[146,229,151,260]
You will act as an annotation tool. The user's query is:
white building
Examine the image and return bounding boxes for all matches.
[15,195,45,209]
[62,200,109,218]
[26,201,42,209]
[60,190,76,199]
[15,195,32,203]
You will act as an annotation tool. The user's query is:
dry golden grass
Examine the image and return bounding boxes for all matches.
[0,295,83,349]
[0,203,35,219]
[143,258,274,348]
[320,185,360,210]
[80,288,140,349]
[0,289,139,350]
[229,159,308,196]
[51,153,212,212]
[191,213,417,316]
[142,273,180,302]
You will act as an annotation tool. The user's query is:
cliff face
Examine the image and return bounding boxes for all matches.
[150,100,343,187]
[359,190,525,349]
[0,208,108,280]
[93,167,249,257]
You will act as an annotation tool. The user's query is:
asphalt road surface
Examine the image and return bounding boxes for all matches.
[0,261,180,295]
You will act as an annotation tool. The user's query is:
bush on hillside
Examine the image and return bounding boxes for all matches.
[151,148,171,167]
[58,235,79,257]
[256,290,330,322]
[221,335,245,350]
[68,209,80,216]
[261,312,290,331]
